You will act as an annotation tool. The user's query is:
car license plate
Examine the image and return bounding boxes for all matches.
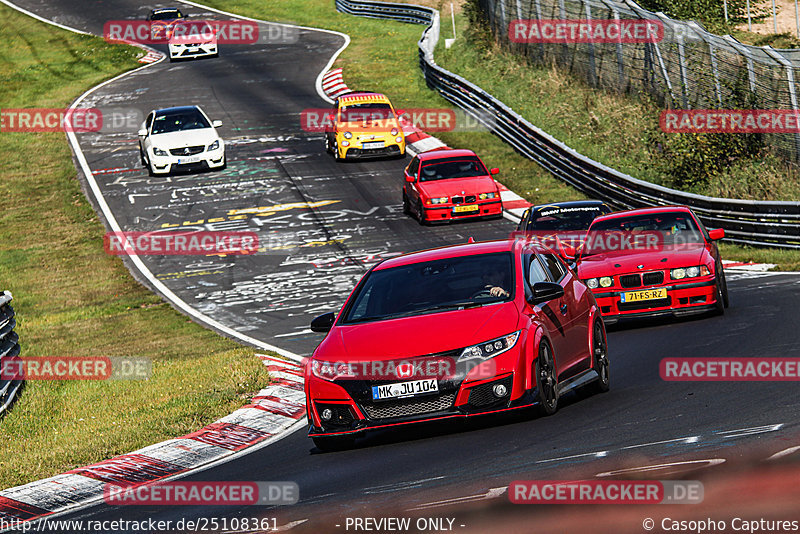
[177,156,200,164]
[362,141,384,149]
[620,288,667,303]
[372,379,438,400]
[453,204,479,213]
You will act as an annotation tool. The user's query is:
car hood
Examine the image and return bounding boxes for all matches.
[577,245,707,278]
[150,129,218,148]
[339,119,399,132]
[316,303,519,361]
[418,176,498,197]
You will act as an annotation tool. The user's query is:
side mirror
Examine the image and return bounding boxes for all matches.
[310,312,336,333]
[394,109,405,116]
[405,174,415,183]
[137,128,147,137]
[708,228,725,241]
[527,282,565,305]
[490,167,499,175]
[212,119,223,128]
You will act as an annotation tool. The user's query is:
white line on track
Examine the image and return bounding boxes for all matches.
[0,0,364,363]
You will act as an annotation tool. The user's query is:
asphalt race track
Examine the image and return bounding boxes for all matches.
[7,0,800,531]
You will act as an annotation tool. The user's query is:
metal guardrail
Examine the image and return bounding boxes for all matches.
[334,0,800,249]
[0,291,22,416]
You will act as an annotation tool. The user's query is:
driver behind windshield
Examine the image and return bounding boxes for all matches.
[479,269,510,298]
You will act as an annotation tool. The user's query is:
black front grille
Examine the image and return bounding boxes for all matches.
[451,196,464,204]
[642,271,664,286]
[620,274,642,288]
[468,375,513,407]
[360,393,456,420]
[169,145,204,156]
[465,195,477,203]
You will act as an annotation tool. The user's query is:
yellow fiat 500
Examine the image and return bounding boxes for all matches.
[324,92,406,161]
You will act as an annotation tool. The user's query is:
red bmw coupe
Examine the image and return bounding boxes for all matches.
[305,239,610,451]
[576,206,729,324]
[402,149,503,224]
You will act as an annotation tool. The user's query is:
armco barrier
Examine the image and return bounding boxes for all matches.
[0,291,22,415]
[335,0,800,249]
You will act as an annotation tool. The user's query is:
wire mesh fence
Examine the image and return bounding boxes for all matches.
[478,0,800,163]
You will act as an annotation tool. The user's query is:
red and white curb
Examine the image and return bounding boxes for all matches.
[321,68,350,99]
[0,356,305,526]
[319,69,531,220]
[721,259,776,272]
[138,49,163,64]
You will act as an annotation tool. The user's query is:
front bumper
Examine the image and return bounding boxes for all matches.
[169,43,217,59]
[149,146,225,175]
[307,347,537,437]
[340,138,405,160]
[423,200,503,222]
[591,278,719,324]
[307,374,538,437]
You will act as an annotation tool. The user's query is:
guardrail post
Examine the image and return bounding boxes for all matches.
[584,0,597,86]
[534,0,545,60]
[686,22,723,106]
[723,35,757,94]
[0,291,22,416]
[499,0,508,37]
[762,46,800,163]
[610,5,626,90]
[558,0,568,63]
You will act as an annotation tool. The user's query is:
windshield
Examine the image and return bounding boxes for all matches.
[150,10,183,20]
[585,211,704,254]
[152,109,210,135]
[419,157,488,182]
[342,252,514,324]
[340,103,394,123]
[530,205,607,231]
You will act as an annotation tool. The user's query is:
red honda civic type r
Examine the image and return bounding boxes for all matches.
[402,149,503,224]
[304,239,610,451]
[576,205,729,324]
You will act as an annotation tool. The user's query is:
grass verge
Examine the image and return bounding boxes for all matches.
[0,4,269,489]
[200,0,800,269]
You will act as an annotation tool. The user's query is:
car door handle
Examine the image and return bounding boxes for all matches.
[560,304,568,315]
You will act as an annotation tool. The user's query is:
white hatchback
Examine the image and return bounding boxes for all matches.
[138,106,225,175]
[168,20,218,61]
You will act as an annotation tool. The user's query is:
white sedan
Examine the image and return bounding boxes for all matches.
[138,106,225,175]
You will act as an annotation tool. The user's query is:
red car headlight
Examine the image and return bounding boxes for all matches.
[670,265,710,280]
[311,360,356,381]
[458,331,520,363]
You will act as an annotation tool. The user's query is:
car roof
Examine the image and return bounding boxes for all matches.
[153,106,201,116]
[531,200,608,212]
[150,8,181,14]
[591,205,692,224]
[374,239,519,271]
[417,148,479,161]
[338,92,391,105]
